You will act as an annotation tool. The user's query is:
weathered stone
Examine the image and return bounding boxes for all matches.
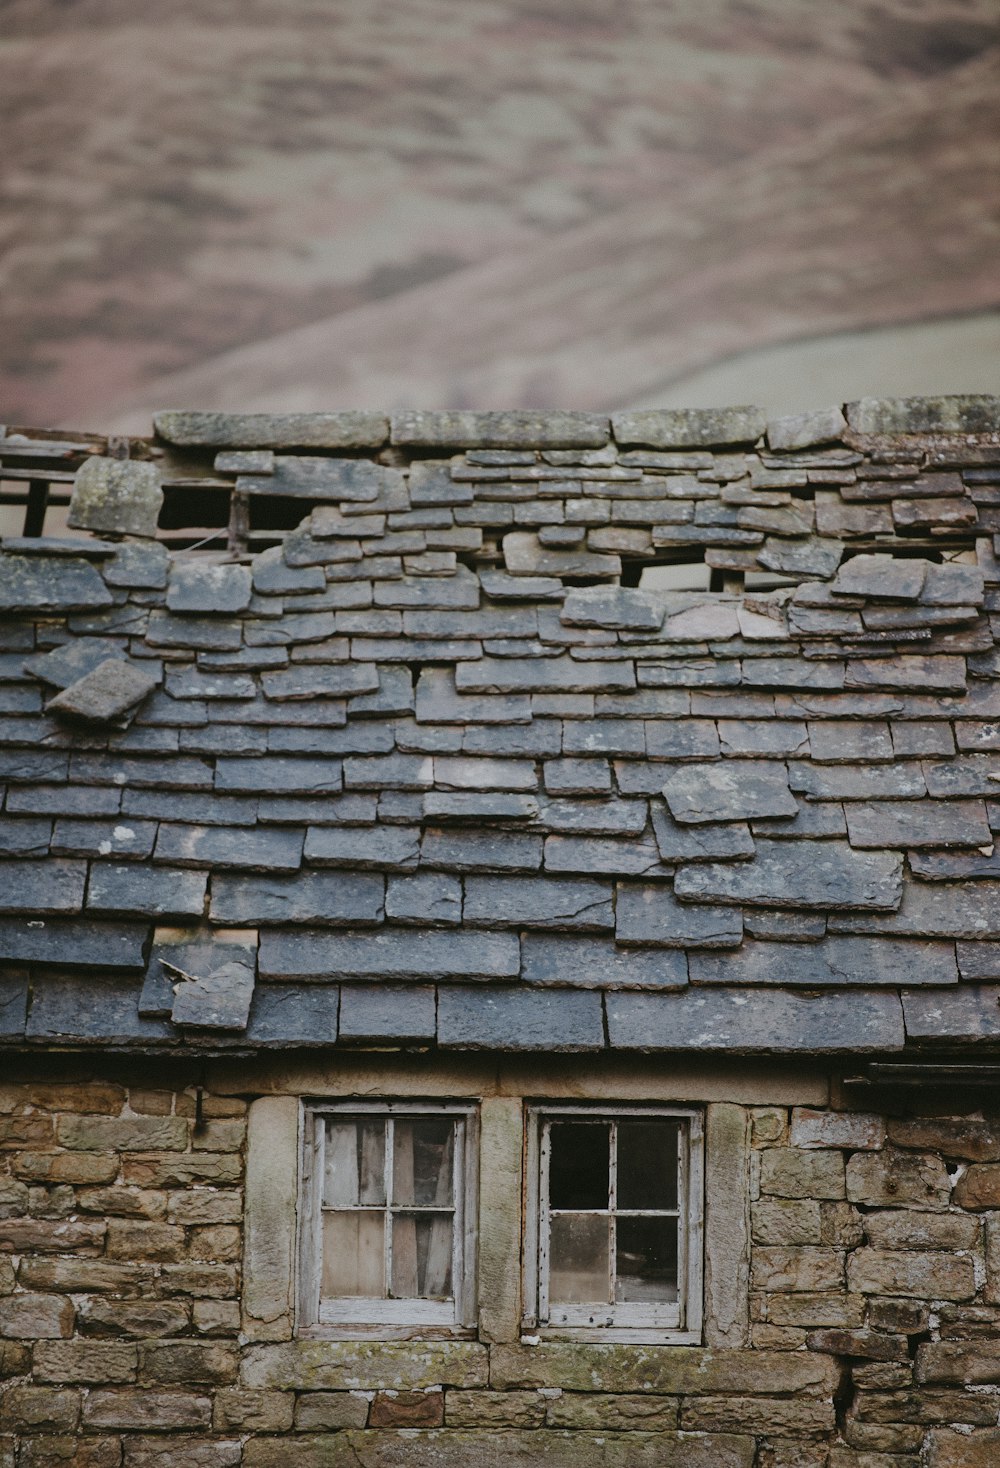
[560,586,664,631]
[923,1428,1000,1467]
[833,881,1000,939]
[888,1116,1000,1161]
[69,457,163,538]
[104,539,169,589]
[752,1198,822,1245]
[392,411,609,449]
[46,658,157,724]
[832,554,926,601]
[846,1150,952,1209]
[758,536,844,578]
[607,987,904,1053]
[166,561,252,615]
[846,395,1000,434]
[503,531,620,579]
[259,925,518,980]
[0,555,112,613]
[767,407,848,451]
[0,1294,74,1339]
[156,411,389,448]
[337,983,435,1042]
[88,862,207,918]
[845,799,992,849]
[612,407,765,448]
[242,1340,488,1390]
[211,871,383,925]
[616,884,742,948]
[650,807,755,863]
[245,1429,754,1468]
[662,761,797,824]
[521,932,686,989]
[82,1391,211,1431]
[169,943,256,1032]
[847,1249,975,1300]
[903,985,1000,1043]
[438,985,603,1050]
[293,1393,370,1430]
[420,828,543,871]
[676,840,902,910]
[791,1109,886,1151]
[303,826,419,869]
[490,1341,835,1395]
[33,1341,137,1383]
[760,1148,846,1200]
[0,1385,80,1431]
[2,918,147,969]
[863,1211,979,1250]
[464,875,613,930]
[24,638,125,689]
[154,823,304,871]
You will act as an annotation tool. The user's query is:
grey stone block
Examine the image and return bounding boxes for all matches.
[7,784,121,819]
[662,761,797,824]
[766,407,847,452]
[390,411,609,449]
[170,943,257,1032]
[0,970,28,1037]
[46,659,157,725]
[167,561,253,615]
[758,537,845,579]
[612,407,766,448]
[616,885,742,948]
[339,984,436,1042]
[544,758,612,795]
[0,818,53,857]
[902,985,1000,1042]
[0,555,113,614]
[154,824,304,872]
[246,983,340,1045]
[416,668,532,726]
[88,862,207,918]
[921,563,985,607]
[215,756,342,794]
[675,839,903,911]
[831,554,927,601]
[210,871,384,925]
[262,456,401,501]
[691,936,957,987]
[154,411,388,449]
[537,797,648,836]
[344,753,433,790]
[437,985,604,1050]
[167,668,256,702]
[27,975,172,1043]
[215,449,274,473]
[374,569,481,611]
[124,790,257,826]
[424,791,539,822]
[261,663,379,700]
[103,541,169,590]
[717,720,809,759]
[744,910,826,940]
[456,656,635,695]
[845,800,992,849]
[420,828,543,872]
[304,826,420,870]
[259,926,520,980]
[463,875,614,930]
[0,919,148,969]
[560,586,664,631]
[607,987,905,1053]
[502,531,620,580]
[479,570,566,601]
[432,755,536,792]
[146,612,243,651]
[72,752,213,790]
[807,720,893,763]
[561,720,645,758]
[53,818,155,860]
[0,858,86,915]
[348,666,415,718]
[650,806,755,863]
[409,462,473,507]
[645,719,722,760]
[23,638,125,689]
[522,933,687,991]
[846,655,966,695]
[831,880,1000,939]
[251,546,325,594]
[385,873,461,925]
[543,834,666,879]
[912,850,1000,880]
[68,457,163,538]
[845,395,1000,435]
[244,611,335,647]
[789,760,926,800]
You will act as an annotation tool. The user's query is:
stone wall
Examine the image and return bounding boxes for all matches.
[3,1066,1000,1466]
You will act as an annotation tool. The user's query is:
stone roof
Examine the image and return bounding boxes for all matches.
[1,397,1000,1057]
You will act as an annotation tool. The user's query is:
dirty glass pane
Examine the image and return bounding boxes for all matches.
[324,1119,385,1207]
[549,1213,610,1303]
[391,1212,454,1299]
[548,1122,610,1210]
[615,1216,678,1303]
[322,1210,385,1297]
[617,1120,679,1211]
[392,1119,454,1207]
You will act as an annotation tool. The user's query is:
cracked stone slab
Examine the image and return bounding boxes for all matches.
[463,875,613,930]
[831,880,1000,939]
[607,987,905,1053]
[24,638,125,689]
[662,761,797,825]
[154,410,388,449]
[675,839,903,910]
[616,885,742,949]
[767,407,847,452]
[690,936,957,987]
[46,659,157,725]
[247,983,340,1045]
[68,457,163,538]
[845,800,993,849]
[167,561,253,615]
[651,806,755,863]
[0,555,113,613]
[168,942,257,1031]
[210,871,385,926]
[831,555,927,601]
[902,985,1000,1042]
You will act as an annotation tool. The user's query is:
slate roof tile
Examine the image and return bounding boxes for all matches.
[675,840,903,911]
[258,926,520,981]
[606,988,905,1053]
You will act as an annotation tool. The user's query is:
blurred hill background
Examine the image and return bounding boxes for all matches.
[0,0,997,427]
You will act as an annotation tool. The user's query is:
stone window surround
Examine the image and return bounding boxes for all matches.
[241,1054,827,1349]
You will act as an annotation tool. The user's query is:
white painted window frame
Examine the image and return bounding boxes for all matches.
[298,1098,479,1336]
[522,1102,704,1344]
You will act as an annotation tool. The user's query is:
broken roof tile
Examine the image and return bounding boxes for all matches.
[662,760,797,825]
[46,659,157,726]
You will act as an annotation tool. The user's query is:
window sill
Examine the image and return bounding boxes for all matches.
[297,1322,479,1342]
[520,1325,703,1346]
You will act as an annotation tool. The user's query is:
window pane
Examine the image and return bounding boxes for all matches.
[322,1210,385,1297]
[391,1213,454,1299]
[615,1216,679,1303]
[549,1213,610,1304]
[617,1120,679,1211]
[392,1119,454,1207]
[548,1122,610,1210]
[324,1120,386,1208]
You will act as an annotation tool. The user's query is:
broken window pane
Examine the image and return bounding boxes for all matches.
[617,1120,679,1211]
[549,1213,609,1303]
[391,1213,454,1299]
[322,1210,384,1298]
[615,1216,679,1303]
[548,1122,610,1210]
[324,1119,386,1207]
[393,1119,454,1207]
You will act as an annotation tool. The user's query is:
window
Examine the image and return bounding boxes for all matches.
[298,1101,478,1334]
[524,1105,703,1340]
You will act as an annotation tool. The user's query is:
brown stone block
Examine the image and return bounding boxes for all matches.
[888,1117,1000,1162]
[122,1154,241,1188]
[77,1188,167,1220]
[749,1324,807,1349]
[77,1299,189,1339]
[846,1150,951,1210]
[0,1178,28,1218]
[864,1210,979,1250]
[0,1260,12,1297]
[122,1439,241,1468]
[192,1300,240,1335]
[682,1394,835,1433]
[750,1246,845,1292]
[806,1329,908,1362]
[0,1115,55,1147]
[855,1390,999,1426]
[16,1436,122,1468]
[0,1385,80,1431]
[844,1421,923,1453]
[790,1108,885,1151]
[0,1293,73,1339]
[155,1263,240,1299]
[0,1218,105,1253]
[764,1293,867,1328]
[369,1390,444,1428]
[213,1387,295,1432]
[26,1083,126,1115]
[445,1391,546,1429]
[751,1198,822,1246]
[916,1341,1000,1385]
[545,1393,679,1430]
[293,1392,370,1430]
[190,1120,246,1153]
[821,1202,865,1248]
[166,1189,242,1226]
[829,1450,919,1468]
[199,1096,248,1118]
[869,1301,929,1335]
[19,1260,150,1295]
[127,1091,176,1116]
[140,1341,239,1386]
[766,1445,829,1468]
[848,1249,975,1301]
[82,1391,211,1431]
[489,1343,836,1396]
[924,1429,1000,1467]
[954,1164,1000,1210]
[106,1221,184,1263]
[33,1341,137,1383]
[56,1117,189,1153]
[243,1340,488,1392]
[851,1362,913,1390]
[188,1225,241,1262]
[759,1149,846,1200]
[14,1153,118,1186]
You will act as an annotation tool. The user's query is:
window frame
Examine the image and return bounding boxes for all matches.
[297,1098,479,1338]
[522,1102,704,1344]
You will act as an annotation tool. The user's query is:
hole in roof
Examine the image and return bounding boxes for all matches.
[247,494,314,533]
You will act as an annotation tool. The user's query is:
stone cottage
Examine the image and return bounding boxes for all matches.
[1,397,1000,1468]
